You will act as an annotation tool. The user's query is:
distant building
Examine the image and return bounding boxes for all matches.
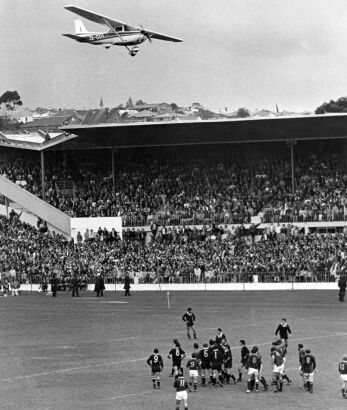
[82,108,122,125]
[134,103,173,114]
[0,105,33,124]
[22,115,82,132]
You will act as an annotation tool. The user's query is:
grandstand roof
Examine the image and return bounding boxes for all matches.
[1,113,347,152]
[57,113,347,151]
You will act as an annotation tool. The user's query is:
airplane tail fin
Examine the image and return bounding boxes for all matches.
[74,19,88,34]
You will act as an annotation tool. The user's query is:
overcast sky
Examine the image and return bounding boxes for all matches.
[2,0,347,112]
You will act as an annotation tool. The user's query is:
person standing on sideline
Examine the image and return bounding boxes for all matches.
[71,275,80,297]
[275,318,292,348]
[182,307,197,339]
[338,276,346,302]
[94,274,105,297]
[50,274,58,297]
[124,273,131,296]
[338,354,347,398]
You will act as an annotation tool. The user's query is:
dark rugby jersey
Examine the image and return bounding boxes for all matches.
[209,345,224,364]
[240,346,250,364]
[247,353,261,370]
[186,358,199,371]
[275,323,292,339]
[216,332,227,344]
[169,346,185,364]
[182,312,195,326]
[174,376,188,392]
[147,354,163,371]
[298,347,306,364]
[339,361,347,374]
[301,354,316,373]
[271,350,284,366]
[199,348,210,365]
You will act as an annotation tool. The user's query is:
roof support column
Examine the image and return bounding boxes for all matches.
[111,148,115,195]
[41,151,45,201]
[288,140,296,194]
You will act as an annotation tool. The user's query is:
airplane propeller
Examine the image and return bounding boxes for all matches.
[138,25,153,43]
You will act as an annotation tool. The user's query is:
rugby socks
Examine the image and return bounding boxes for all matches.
[194,382,197,391]
[152,377,156,388]
[212,376,216,386]
[238,373,242,382]
[193,332,197,339]
[246,381,251,393]
[219,375,224,386]
[342,388,345,398]
[283,374,291,383]
[201,375,206,385]
[279,380,283,392]
[231,374,236,384]
[156,378,160,389]
[260,376,268,390]
[250,379,255,391]
[255,382,259,392]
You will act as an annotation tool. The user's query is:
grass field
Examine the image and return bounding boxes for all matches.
[0,290,346,410]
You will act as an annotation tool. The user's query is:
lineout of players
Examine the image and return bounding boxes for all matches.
[146,314,347,408]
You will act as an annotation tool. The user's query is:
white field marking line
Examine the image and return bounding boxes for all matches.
[4,331,347,383]
[104,391,153,401]
[2,357,148,382]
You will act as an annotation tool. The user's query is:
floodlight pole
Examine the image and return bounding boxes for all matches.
[41,151,45,200]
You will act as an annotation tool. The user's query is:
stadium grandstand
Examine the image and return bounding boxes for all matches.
[0,113,347,288]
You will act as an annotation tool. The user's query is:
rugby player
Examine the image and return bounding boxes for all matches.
[198,342,211,386]
[209,341,225,387]
[186,353,200,392]
[182,307,197,340]
[245,346,261,393]
[270,346,284,392]
[338,355,347,398]
[147,348,163,389]
[301,348,316,393]
[237,339,250,382]
[168,340,186,378]
[275,318,292,349]
[174,372,189,410]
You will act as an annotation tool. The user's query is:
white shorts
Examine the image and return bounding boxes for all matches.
[176,390,188,401]
[340,374,347,382]
[189,370,199,378]
[304,372,314,383]
[273,364,284,374]
[247,368,259,377]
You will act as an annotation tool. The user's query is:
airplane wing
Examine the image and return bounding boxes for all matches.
[62,33,82,40]
[139,29,183,43]
[64,5,128,29]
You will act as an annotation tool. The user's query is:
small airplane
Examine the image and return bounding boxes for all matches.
[63,5,183,56]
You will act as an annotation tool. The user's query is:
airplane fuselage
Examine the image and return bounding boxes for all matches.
[76,31,146,46]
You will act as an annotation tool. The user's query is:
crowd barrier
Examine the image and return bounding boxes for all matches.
[17,282,338,292]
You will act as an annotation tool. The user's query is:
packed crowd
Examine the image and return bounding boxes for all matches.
[0,213,346,286]
[0,141,347,225]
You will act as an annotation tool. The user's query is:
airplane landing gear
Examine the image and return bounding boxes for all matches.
[129,46,140,57]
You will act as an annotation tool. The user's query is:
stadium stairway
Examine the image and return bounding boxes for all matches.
[0,175,70,237]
